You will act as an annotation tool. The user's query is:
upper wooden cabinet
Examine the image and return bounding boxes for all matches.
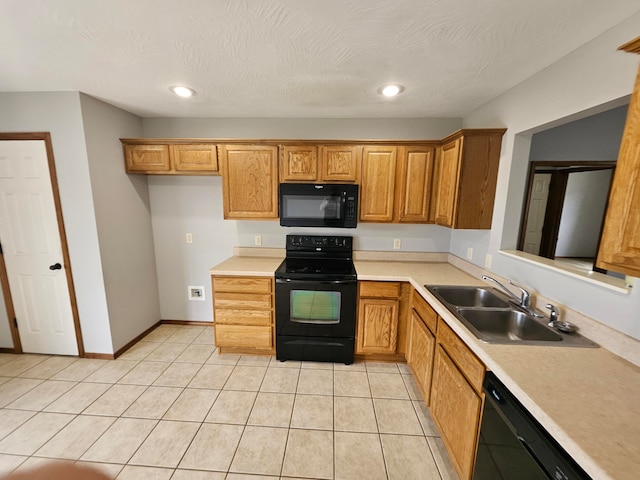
[220,144,279,219]
[359,146,398,222]
[359,145,435,223]
[280,144,359,183]
[279,145,318,181]
[122,140,219,175]
[319,145,359,182]
[596,39,640,277]
[396,146,435,223]
[434,129,506,229]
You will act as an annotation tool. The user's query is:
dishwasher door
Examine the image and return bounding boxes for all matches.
[473,372,591,480]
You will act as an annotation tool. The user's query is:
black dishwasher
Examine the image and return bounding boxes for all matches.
[474,372,591,480]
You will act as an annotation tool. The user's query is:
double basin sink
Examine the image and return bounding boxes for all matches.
[426,285,597,347]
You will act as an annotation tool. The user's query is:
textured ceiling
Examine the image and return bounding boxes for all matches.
[1,0,639,118]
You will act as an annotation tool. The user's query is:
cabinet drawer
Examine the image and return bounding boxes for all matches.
[214,292,272,309]
[359,281,401,298]
[412,290,438,334]
[215,324,273,350]
[213,276,273,294]
[215,308,272,326]
[437,321,484,392]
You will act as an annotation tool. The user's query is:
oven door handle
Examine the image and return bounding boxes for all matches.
[276,278,356,285]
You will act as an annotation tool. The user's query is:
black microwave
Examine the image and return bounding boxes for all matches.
[279,183,359,228]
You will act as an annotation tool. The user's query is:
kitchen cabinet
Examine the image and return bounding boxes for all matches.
[279,145,318,181]
[319,145,359,182]
[359,145,435,223]
[359,146,398,222]
[434,129,506,229]
[431,320,485,480]
[122,141,219,174]
[356,281,402,356]
[396,146,435,223]
[279,144,359,183]
[220,144,279,219]
[212,275,274,354]
[596,38,640,277]
[407,290,438,404]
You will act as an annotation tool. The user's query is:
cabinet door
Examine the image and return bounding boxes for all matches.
[356,298,399,354]
[396,146,435,223]
[319,145,359,182]
[431,345,482,480]
[280,145,318,182]
[171,144,218,173]
[408,311,435,404]
[435,138,462,227]
[359,146,397,222]
[596,64,640,277]
[124,144,170,173]
[220,145,279,219]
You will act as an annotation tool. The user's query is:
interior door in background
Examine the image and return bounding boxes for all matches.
[522,173,551,254]
[0,139,79,355]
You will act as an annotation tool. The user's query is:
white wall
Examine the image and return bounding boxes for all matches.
[555,170,612,257]
[461,12,640,340]
[143,118,460,321]
[80,94,160,352]
[0,92,114,353]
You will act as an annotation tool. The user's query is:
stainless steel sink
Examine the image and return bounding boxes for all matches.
[428,286,510,308]
[426,285,598,347]
[456,308,563,343]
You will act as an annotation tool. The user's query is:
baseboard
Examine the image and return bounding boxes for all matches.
[112,320,163,359]
[161,319,214,327]
[83,352,115,360]
[0,347,16,354]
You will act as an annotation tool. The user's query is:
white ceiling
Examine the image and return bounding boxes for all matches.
[1,0,639,118]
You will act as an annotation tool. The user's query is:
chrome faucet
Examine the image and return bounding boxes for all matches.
[482,275,532,309]
[546,304,560,328]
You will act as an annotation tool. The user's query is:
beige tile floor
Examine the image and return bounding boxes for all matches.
[0,325,457,480]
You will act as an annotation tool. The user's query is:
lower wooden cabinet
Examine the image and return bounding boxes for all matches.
[212,275,274,354]
[407,290,437,404]
[356,281,403,356]
[430,321,485,480]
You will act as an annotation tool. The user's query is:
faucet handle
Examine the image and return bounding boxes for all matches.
[508,279,531,308]
[546,304,559,326]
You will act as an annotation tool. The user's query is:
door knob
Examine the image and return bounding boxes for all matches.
[49,263,62,270]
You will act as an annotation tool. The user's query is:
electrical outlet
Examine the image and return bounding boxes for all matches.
[393,238,401,250]
[466,247,473,260]
[188,285,205,301]
[255,235,262,246]
[485,254,492,269]
[186,233,193,244]
[484,253,492,268]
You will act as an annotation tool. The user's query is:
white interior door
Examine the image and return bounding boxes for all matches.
[0,140,78,355]
[523,173,551,255]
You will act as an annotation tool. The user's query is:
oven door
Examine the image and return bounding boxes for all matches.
[275,278,357,338]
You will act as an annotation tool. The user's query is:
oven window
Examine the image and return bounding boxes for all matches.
[282,195,342,220]
[290,290,341,324]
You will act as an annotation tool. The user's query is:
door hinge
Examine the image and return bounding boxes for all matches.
[0,242,3,254]
[13,318,17,328]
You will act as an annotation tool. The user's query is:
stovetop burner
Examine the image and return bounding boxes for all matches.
[275,234,356,281]
[275,258,357,280]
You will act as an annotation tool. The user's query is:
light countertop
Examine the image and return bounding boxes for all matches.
[210,255,640,480]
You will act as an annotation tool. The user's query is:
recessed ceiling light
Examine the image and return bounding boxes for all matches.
[169,85,196,98]
[379,84,404,97]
